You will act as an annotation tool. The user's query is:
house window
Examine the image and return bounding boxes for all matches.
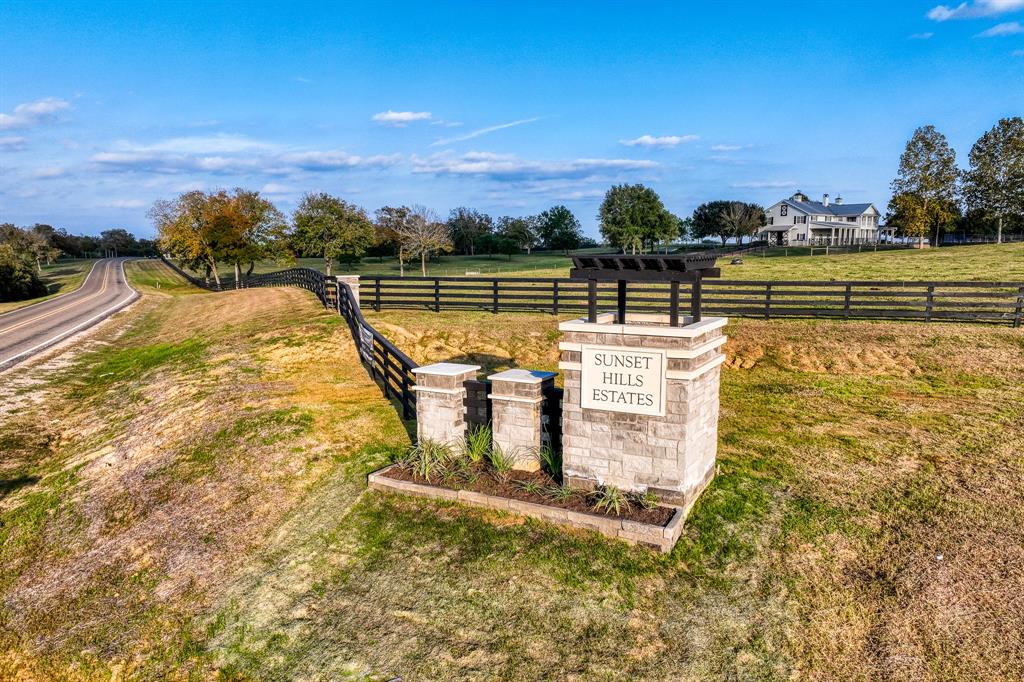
[794,215,806,224]
[846,216,856,222]
[768,216,774,225]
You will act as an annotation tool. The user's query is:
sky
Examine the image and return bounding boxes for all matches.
[1,1,1023,239]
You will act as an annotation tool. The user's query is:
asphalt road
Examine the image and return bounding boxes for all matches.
[0,258,139,372]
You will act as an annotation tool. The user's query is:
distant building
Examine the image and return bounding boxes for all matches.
[759,191,891,246]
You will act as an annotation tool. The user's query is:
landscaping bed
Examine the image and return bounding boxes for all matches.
[383,465,674,527]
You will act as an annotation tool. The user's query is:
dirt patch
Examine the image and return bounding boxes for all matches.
[724,338,764,370]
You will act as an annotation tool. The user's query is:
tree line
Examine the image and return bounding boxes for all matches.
[0,223,156,302]
[888,117,1023,246]
[152,189,597,282]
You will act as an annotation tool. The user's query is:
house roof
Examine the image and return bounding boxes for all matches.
[781,199,876,217]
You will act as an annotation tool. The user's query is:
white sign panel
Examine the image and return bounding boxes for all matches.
[580,345,667,416]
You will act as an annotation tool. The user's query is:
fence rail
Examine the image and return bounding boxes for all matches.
[363,276,1024,327]
[161,258,419,418]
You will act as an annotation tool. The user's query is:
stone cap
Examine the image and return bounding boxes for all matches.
[487,369,557,384]
[559,314,727,338]
[412,362,481,376]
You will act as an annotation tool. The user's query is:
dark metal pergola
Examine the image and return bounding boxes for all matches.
[569,253,721,326]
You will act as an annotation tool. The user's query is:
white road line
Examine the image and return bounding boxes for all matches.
[0,259,104,321]
[0,259,140,372]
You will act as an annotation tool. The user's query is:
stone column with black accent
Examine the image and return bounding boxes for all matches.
[558,312,727,513]
[488,369,557,471]
[411,363,480,447]
[336,274,360,307]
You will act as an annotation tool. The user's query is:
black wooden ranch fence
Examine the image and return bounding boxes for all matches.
[363,276,1024,327]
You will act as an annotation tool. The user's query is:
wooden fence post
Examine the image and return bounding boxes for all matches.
[925,285,935,323]
[375,278,381,312]
[552,280,559,316]
[492,279,499,314]
[434,278,441,312]
[1014,286,1023,328]
[765,283,773,320]
[844,284,852,319]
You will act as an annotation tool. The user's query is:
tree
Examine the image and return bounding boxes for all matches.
[890,125,960,247]
[446,207,493,255]
[99,228,137,257]
[150,191,227,286]
[598,184,674,254]
[291,192,372,276]
[536,205,583,255]
[495,216,537,258]
[395,206,453,276]
[0,243,47,302]
[375,206,411,277]
[690,201,731,244]
[963,116,1024,244]
[720,202,766,245]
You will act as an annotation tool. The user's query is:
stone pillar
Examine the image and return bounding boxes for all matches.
[411,363,480,447]
[336,274,360,307]
[558,312,727,511]
[488,369,557,471]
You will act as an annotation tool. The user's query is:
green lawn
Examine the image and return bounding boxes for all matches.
[0,259,98,315]
[185,242,1024,284]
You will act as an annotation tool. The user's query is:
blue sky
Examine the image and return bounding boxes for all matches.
[1,1,1022,238]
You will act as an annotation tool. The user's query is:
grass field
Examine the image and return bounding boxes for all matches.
[0,259,98,315]
[188,242,1024,283]
[1,258,1022,680]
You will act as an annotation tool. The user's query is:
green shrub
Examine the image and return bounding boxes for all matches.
[514,479,546,496]
[463,424,492,464]
[545,484,577,503]
[637,490,660,510]
[538,445,562,481]
[589,485,630,516]
[487,443,516,483]
[0,244,47,302]
[398,440,453,483]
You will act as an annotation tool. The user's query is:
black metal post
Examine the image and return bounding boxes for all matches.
[617,280,627,323]
[690,274,703,323]
[669,280,680,327]
[587,278,598,323]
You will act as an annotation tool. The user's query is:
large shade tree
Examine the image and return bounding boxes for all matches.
[292,192,373,276]
[446,207,493,255]
[375,206,411,277]
[536,205,583,254]
[963,116,1024,244]
[598,184,676,254]
[889,125,960,247]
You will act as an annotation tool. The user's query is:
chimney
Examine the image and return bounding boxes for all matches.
[835,195,843,205]
[822,193,830,207]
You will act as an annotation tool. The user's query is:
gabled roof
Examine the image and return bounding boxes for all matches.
[779,199,877,217]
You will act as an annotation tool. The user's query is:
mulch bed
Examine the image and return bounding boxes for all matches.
[383,466,674,526]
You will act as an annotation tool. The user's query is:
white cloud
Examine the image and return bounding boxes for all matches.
[107,199,147,208]
[909,32,936,39]
[429,119,463,127]
[431,117,542,147]
[32,167,66,179]
[928,0,1024,20]
[372,110,432,126]
[710,143,754,152]
[976,20,1024,34]
[0,97,72,130]
[92,134,401,175]
[412,150,658,181]
[0,136,27,150]
[730,180,799,189]
[620,134,699,148]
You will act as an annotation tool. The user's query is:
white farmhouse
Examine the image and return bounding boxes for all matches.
[759,191,887,246]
